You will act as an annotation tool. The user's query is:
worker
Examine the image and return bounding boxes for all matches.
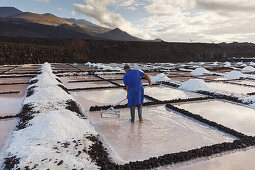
[123,64,152,123]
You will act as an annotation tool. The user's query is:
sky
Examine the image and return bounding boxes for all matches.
[1,0,255,43]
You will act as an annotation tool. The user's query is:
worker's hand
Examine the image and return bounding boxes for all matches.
[148,82,152,87]
[126,94,128,99]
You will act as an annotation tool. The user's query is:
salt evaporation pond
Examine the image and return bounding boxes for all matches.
[89,105,234,162]
[0,97,23,116]
[207,82,255,95]
[170,77,192,82]
[0,119,18,153]
[0,84,28,97]
[229,80,255,86]
[0,77,30,84]
[71,89,128,110]
[59,75,100,83]
[144,86,204,101]
[161,148,255,170]
[175,100,255,136]
[63,81,115,89]
[99,74,124,80]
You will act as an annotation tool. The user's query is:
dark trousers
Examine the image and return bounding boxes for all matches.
[130,104,142,122]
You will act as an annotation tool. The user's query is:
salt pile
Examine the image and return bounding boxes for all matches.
[241,63,247,67]
[242,66,255,72]
[237,62,243,65]
[250,62,255,66]
[150,73,170,84]
[85,62,121,71]
[224,62,231,67]
[179,79,209,91]
[199,62,205,65]
[211,62,218,66]
[4,63,99,169]
[191,67,210,75]
[224,71,245,79]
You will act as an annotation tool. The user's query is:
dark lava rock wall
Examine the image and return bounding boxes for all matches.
[0,36,226,64]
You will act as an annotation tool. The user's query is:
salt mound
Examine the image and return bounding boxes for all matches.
[241,63,247,67]
[41,62,52,73]
[211,62,218,66]
[150,73,170,84]
[31,72,59,87]
[191,67,210,75]
[24,86,73,104]
[224,71,244,79]
[242,66,255,72]
[179,79,209,91]
[20,110,96,142]
[199,62,205,65]
[237,62,243,65]
[188,62,194,64]
[224,62,231,67]
[250,62,255,66]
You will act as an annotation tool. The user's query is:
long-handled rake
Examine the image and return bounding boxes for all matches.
[101,98,127,118]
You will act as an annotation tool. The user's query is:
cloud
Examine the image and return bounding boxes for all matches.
[71,11,76,16]
[73,0,255,42]
[35,0,49,3]
[141,0,255,42]
[73,0,151,39]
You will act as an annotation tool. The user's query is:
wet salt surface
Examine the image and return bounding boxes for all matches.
[71,89,128,111]
[0,84,27,97]
[161,147,255,170]
[59,75,100,84]
[229,80,255,86]
[99,74,124,80]
[207,82,255,95]
[170,77,192,82]
[0,77,30,84]
[0,97,23,116]
[64,81,115,89]
[144,86,204,101]
[175,100,255,136]
[0,119,18,153]
[89,105,234,162]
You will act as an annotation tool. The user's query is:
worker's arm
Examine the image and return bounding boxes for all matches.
[126,85,129,99]
[144,74,152,86]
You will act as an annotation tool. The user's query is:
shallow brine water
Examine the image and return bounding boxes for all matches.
[0,84,28,97]
[207,82,255,95]
[175,100,255,136]
[0,97,23,116]
[63,81,115,89]
[0,119,18,153]
[0,77,30,84]
[144,86,204,101]
[229,80,255,86]
[99,74,124,80]
[160,147,255,170]
[170,77,192,82]
[59,75,100,83]
[89,105,234,162]
[71,89,128,111]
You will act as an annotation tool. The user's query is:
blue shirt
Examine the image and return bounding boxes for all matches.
[123,69,145,107]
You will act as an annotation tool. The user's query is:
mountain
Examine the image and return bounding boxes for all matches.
[0,17,97,39]
[11,12,72,26]
[65,18,110,34]
[65,18,99,28]
[0,7,22,17]
[98,28,141,41]
[0,7,142,41]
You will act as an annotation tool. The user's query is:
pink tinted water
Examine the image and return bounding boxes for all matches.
[175,100,255,136]
[89,105,234,162]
